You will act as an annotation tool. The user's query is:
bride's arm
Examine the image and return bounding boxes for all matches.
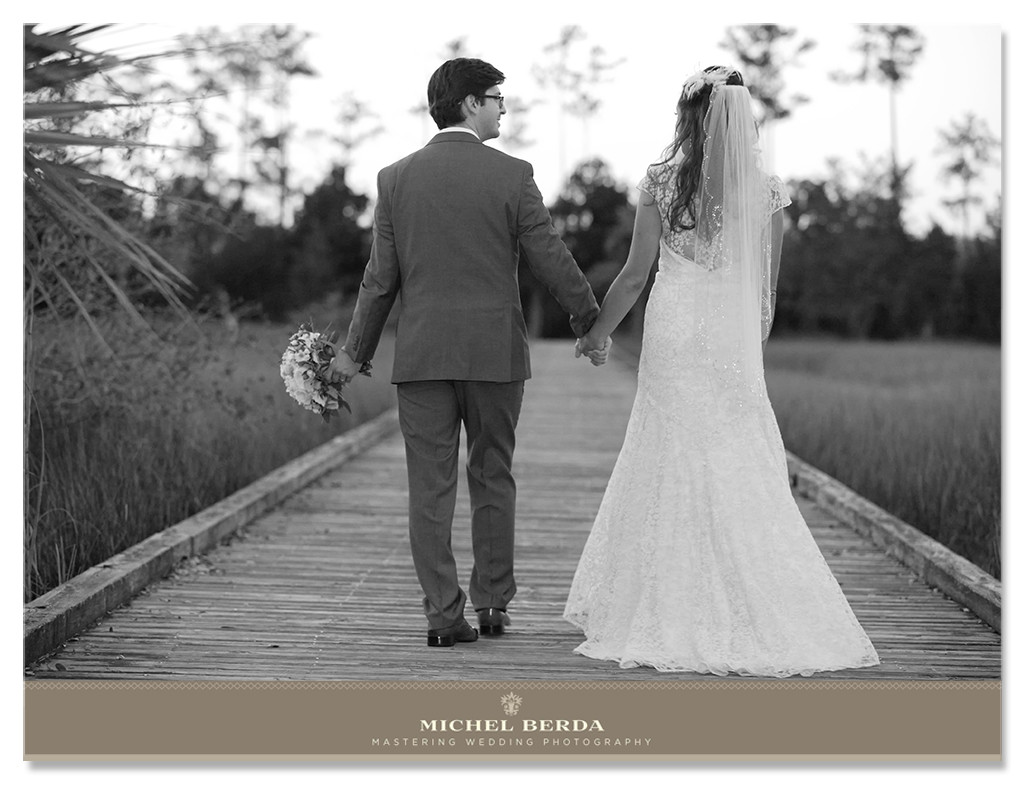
[580,195,662,348]
[769,210,784,293]
[762,210,785,348]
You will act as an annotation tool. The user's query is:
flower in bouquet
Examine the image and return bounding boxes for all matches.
[280,323,370,422]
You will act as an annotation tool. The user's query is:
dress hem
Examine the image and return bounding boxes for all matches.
[570,639,881,678]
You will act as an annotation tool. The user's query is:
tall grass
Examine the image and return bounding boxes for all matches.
[25,307,397,601]
[763,338,1000,579]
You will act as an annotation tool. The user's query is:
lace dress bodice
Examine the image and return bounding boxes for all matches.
[637,160,792,267]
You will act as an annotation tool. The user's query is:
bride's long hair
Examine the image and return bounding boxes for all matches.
[658,66,745,233]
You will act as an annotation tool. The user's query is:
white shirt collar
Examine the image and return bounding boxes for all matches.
[436,126,479,139]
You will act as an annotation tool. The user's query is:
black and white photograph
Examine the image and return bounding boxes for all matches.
[17,3,1009,771]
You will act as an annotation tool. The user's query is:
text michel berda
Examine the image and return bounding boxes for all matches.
[420,719,605,732]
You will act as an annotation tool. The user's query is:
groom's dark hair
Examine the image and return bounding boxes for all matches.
[427,58,505,129]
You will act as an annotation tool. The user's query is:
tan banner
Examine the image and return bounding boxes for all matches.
[24,679,1000,761]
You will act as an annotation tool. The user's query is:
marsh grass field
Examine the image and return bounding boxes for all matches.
[763,338,1001,579]
[24,307,398,601]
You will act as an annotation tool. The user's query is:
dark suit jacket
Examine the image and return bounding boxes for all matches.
[344,131,599,383]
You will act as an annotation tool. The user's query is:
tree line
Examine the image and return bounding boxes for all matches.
[524,155,1001,344]
[24,24,1000,346]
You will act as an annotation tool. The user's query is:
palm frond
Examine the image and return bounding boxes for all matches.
[24,23,195,341]
[24,129,179,150]
[25,233,115,356]
[28,156,192,294]
[24,97,200,120]
[25,100,149,119]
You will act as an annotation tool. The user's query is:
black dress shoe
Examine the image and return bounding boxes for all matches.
[426,618,479,647]
[477,608,511,636]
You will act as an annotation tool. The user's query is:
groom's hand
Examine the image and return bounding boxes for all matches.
[575,334,612,367]
[329,347,361,384]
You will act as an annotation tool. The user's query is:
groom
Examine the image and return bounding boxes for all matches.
[330,58,607,647]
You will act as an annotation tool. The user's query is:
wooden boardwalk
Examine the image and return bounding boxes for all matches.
[25,340,1000,681]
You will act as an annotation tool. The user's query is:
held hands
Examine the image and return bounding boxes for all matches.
[575,333,612,367]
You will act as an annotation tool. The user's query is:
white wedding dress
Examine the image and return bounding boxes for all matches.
[563,161,881,677]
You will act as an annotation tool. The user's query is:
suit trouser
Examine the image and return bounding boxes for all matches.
[396,379,525,630]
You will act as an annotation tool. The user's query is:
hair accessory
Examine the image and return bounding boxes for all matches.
[681,66,733,101]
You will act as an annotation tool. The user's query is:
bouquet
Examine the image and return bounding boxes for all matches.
[280,323,370,422]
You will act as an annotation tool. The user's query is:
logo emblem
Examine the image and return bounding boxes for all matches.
[500,692,523,716]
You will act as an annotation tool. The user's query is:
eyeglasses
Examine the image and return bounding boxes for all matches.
[478,94,505,108]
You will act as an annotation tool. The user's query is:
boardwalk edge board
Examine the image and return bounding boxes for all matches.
[23,407,402,665]
[785,452,1001,633]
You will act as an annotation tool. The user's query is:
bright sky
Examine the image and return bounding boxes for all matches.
[94,11,1003,238]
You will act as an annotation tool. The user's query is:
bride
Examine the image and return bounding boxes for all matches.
[564,66,880,677]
